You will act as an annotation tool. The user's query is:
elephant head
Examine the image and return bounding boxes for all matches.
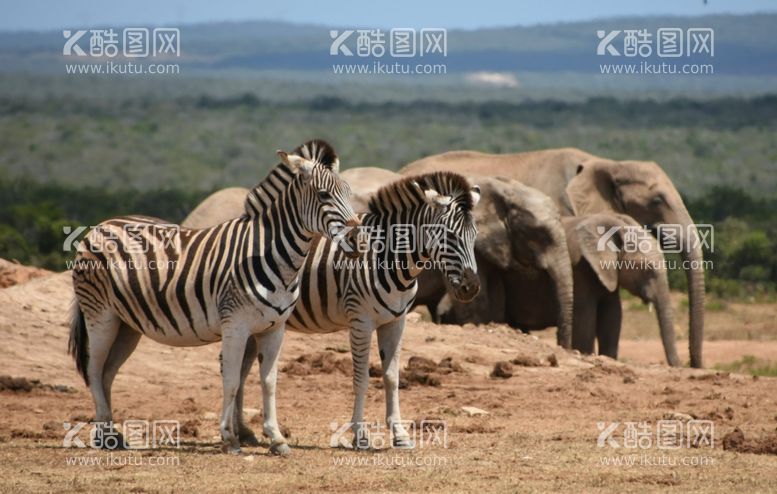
[472,176,574,348]
[566,159,704,368]
[571,213,680,366]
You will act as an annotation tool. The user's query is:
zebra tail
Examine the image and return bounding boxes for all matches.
[68,301,90,386]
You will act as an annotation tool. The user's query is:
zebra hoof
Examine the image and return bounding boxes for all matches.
[93,429,126,450]
[221,442,242,455]
[270,441,291,457]
[239,429,261,447]
[393,436,415,449]
[352,436,371,451]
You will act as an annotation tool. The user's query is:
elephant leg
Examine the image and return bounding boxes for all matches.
[572,292,597,355]
[596,292,622,360]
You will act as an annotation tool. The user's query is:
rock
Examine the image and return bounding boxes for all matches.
[721,427,777,455]
[406,356,438,373]
[491,361,514,379]
[282,352,352,376]
[202,412,218,420]
[438,357,464,373]
[663,412,693,421]
[243,408,261,420]
[547,354,559,367]
[461,406,489,416]
[368,364,383,378]
[511,354,543,367]
[722,427,745,451]
[403,370,441,387]
[324,345,349,354]
[405,311,421,323]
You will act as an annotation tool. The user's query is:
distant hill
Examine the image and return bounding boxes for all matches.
[0,13,775,75]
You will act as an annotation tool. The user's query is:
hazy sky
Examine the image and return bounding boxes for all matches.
[2,0,775,31]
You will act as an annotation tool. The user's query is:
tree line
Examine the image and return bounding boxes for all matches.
[1,178,774,300]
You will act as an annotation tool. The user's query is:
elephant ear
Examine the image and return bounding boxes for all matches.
[471,181,513,270]
[575,215,620,292]
[566,160,625,216]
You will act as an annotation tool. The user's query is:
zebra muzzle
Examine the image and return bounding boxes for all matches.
[338,217,363,259]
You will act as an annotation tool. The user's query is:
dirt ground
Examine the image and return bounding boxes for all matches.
[1,268,776,493]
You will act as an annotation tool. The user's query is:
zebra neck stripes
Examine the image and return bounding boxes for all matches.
[359,213,428,292]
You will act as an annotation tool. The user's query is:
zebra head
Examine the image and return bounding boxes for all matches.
[411,172,481,302]
[277,139,360,246]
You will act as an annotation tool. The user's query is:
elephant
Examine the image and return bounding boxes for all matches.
[181,168,399,229]
[341,168,576,349]
[400,149,705,368]
[339,167,402,212]
[438,213,680,366]
[183,187,250,229]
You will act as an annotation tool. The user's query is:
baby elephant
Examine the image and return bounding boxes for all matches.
[440,213,680,366]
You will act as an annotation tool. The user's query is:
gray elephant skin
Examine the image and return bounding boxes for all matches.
[439,213,680,366]
[401,148,705,368]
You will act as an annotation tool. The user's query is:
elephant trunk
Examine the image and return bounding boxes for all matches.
[681,220,706,368]
[653,275,681,367]
[547,256,574,349]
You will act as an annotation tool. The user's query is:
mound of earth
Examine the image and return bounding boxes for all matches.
[282,351,352,376]
[0,258,51,288]
[723,427,777,455]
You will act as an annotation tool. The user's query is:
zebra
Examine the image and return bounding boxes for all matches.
[232,172,481,449]
[69,139,359,455]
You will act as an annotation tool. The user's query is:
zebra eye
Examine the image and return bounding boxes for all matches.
[317,190,332,201]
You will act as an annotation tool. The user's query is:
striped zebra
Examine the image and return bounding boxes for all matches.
[233,172,481,448]
[69,139,358,455]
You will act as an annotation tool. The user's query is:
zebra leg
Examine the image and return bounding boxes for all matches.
[85,311,123,449]
[234,335,260,447]
[349,324,374,450]
[219,327,252,454]
[377,317,413,449]
[256,326,290,456]
[102,323,141,412]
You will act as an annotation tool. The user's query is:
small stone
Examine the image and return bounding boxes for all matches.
[243,408,261,420]
[243,455,255,462]
[511,355,543,367]
[663,412,693,421]
[461,406,489,416]
[202,412,218,420]
[491,361,514,379]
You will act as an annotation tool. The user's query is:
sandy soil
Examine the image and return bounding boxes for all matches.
[1,270,776,493]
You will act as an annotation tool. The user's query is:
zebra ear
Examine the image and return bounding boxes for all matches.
[470,185,481,207]
[424,189,452,209]
[277,150,314,180]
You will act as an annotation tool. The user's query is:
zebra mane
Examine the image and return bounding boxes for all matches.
[368,171,475,216]
[243,139,339,217]
[292,139,339,171]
